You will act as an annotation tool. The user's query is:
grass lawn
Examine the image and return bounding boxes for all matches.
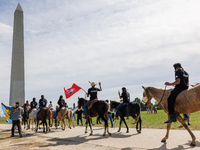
[1,110,200,130]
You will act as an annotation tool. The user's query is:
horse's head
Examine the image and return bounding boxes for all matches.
[110,100,119,111]
[142,86,153,107]
[78,97,87,108]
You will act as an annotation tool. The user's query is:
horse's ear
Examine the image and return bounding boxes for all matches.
[142,86,145,90]
[78,97,80,100]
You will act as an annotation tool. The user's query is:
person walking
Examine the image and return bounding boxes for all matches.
[76,108,83,125]
[164,63,189,123]
[106,100,113,127]
[1,102,23,137]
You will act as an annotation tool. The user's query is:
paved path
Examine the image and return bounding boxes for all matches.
[1,124,200,150]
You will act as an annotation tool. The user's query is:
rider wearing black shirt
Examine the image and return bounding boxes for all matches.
[164,63,189,123]
[30,98,37,109]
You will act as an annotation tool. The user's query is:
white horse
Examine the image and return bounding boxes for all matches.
[28,108,38,130]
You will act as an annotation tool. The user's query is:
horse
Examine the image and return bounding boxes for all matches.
[22,104,29,130]
[28,108,37,130]
[65,108,75,129]
[78,97,111,136]
[35,107,52,133]
[110,100,142,133]
[55,107,68,130]
[142,85,200,146]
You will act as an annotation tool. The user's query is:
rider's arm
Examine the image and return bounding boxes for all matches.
[99,82,102,91]
[165,78,180,86]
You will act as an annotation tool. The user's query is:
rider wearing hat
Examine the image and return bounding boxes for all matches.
[115,87,130,119]
[164,63,189,123]
[83,81,102,118]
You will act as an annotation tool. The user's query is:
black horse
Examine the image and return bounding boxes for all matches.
[22,104,29,130]
[78,97,111,136]
[110,100,142,133]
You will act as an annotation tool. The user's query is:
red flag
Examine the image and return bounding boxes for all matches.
[64,83,82,99]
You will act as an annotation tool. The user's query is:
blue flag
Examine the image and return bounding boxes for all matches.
[1,104,12,124]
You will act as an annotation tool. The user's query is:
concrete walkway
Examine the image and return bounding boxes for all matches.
[1,124,200,150]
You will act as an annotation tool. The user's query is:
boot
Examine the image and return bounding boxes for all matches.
[164,114,176,123]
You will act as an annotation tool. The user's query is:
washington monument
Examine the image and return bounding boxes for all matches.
[9,3,25,106]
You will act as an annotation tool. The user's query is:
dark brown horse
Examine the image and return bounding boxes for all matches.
[78,98,111,136]
[110,100,142,133]
[22,104,30,130]
[35,107,52,133]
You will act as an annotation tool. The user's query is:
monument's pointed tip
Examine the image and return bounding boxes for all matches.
[16,3,23,11]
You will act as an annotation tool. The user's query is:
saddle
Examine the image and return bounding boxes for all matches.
[87,99,98,110]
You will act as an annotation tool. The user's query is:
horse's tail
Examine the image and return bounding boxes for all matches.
[133,102,141,124]
[101,101,108,119]
[42,109,49,124]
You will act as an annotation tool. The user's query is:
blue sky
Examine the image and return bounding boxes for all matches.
[1,0,200,114]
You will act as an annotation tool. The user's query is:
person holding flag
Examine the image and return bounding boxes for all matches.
[83,82,102,118]
[1,102,23,137]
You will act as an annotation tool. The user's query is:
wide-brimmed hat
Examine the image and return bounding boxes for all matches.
[89,81,97,86]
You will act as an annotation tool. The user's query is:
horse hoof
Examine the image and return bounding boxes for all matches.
[103,134,106,136]
[137,130,141,133]
[109,133,112,136]
[190,142,196,147]
[161,139,166,143]
[126,131,129,133]
[117,130,120,132]
[89,133,93,136]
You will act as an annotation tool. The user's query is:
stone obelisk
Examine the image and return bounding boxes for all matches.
[9,3,24,106]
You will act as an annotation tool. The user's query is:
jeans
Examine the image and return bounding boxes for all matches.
[54,107,61,118]
[77,117,83,125]
[116,102,127,117]
[107,113,113,127]
[168,87,187,115]
[12,120,21,136]
[83,100,91,117]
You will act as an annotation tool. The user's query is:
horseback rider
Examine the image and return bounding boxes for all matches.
[35,95,47,119]
[83,81,102,118]
[164,63,189,123]
[115,87,130,119]
[48,101,54,110]
[30,97,37,109]
[54,95,66,118]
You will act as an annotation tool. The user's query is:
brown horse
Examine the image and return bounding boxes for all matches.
[35,107,52,133]
[56,107,68,130]
[65,109,75,129]
[78,97,111,136]
[142,85,200,146]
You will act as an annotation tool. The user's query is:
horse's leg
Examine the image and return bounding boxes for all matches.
[161,115,172,142]
[102,116,111,136]
[88,118,93,136]
[49,118,51,131]
[62,119,65,130]
[85,119,88,133]
[118,117,122,132]
[122,117,129,133]
[176,114,196,146]
[68,118,72,129]
[138,117,142,133]
[56,118,58,129]
[35,120,39,132]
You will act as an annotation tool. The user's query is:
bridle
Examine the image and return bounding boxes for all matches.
[156,85,167,106]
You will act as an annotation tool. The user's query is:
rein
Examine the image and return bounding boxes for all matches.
[156,85,167,106]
